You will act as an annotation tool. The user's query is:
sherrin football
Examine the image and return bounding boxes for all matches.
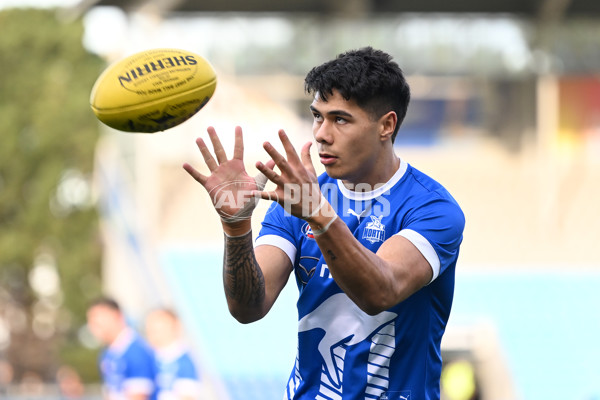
[90,48,216,133]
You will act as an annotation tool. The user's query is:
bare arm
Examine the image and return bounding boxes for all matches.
[222,230,265,313]
[307,209,432,315]
[183,127,292,323]
[222,229,293,323]
[255,130,433,315]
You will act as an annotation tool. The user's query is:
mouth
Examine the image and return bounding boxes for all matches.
[319,152,338,165]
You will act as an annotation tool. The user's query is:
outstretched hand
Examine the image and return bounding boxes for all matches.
[183,126,266,224]
[255,129,326,220]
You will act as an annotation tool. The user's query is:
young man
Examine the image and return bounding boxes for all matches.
[183,47,465,399]
[86,298,157,400]
[145,308,202,400]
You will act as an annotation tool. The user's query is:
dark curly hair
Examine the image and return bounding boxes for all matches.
[304,47,410,143]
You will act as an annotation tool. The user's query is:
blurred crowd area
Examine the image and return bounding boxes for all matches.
[0,360,101,400]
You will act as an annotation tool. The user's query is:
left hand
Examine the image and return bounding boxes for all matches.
[255,130,325,220]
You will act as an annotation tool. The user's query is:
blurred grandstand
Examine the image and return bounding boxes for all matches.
[12,1,595,399]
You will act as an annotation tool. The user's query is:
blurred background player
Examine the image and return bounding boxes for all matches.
[145,308,202,400]
[56,365,85,400]
[86,297,157,400]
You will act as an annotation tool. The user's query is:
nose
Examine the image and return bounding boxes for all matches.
[313,119,332,144]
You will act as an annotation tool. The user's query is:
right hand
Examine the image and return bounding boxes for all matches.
[183,126,267,225]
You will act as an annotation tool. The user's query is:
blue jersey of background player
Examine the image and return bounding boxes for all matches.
[146,308,202,400]
[154,349,200,400]
[183,47,465,400]
[87,298,157,400]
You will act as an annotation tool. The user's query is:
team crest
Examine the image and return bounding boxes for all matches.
[302,222,315,239]
[362,215,386,244]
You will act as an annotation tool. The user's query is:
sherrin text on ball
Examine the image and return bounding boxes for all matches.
[90,48,217,133]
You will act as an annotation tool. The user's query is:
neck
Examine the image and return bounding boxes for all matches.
[341,152,400,191]
[108,325,130,347]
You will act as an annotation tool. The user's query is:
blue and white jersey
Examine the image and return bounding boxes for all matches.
[99,328,157,400]
[154,342,202,400]
[255,159,465,400]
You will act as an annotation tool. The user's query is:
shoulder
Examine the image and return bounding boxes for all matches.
[391,164,465,233]
[125,335,155,360]
[176,353,198,373]
[401,165,462,209]
[403,164,446,193]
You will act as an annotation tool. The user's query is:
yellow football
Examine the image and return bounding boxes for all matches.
[90,48,217,133]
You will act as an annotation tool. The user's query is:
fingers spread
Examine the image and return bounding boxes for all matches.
[265,159,276,170]
[300,141,317,176]
[196,137,218,172]
[232,126,244,161]
[182,163,207,186]
[207,126,228,164]
[256,160,281,185]
[263,140,299,179]
[262,141,283,163]
[278,129,301,165]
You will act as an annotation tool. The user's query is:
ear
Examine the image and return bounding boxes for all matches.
[379,111,397,142]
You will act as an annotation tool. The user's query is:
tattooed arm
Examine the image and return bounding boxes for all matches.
[222,225,293,323]
[183,126,293,323]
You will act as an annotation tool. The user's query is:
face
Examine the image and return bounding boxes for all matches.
[310,89,396,188]
[86,305,124,345]
[145,311,178,349]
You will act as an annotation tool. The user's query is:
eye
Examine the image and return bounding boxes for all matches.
[335,116,347,124]
[313,113,323,122]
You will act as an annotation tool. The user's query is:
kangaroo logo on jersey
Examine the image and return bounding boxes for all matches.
[294,293,397,398]
[363,215,386,244]
[296,256,320,289]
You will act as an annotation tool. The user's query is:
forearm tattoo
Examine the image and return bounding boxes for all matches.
[326,249,338,261]
[223,232,265,306]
